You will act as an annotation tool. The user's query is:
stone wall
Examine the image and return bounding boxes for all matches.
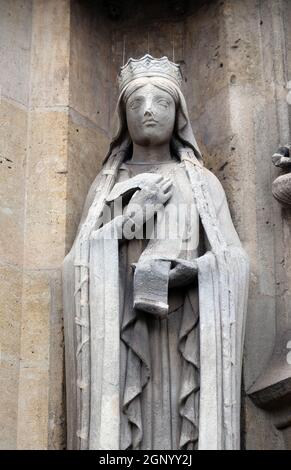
[0,0,290,449]
[0,0,32,450]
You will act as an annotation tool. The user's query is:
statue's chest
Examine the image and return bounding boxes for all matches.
[117,161,196,206]
[117,161,200,252]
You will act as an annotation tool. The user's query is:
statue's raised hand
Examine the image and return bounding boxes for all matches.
[106,173,173,234]
[106,172,173,206]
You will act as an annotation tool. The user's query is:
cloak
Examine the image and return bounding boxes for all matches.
[63,77,249,450]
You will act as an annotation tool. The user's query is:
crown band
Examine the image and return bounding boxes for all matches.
[118,54,183,92]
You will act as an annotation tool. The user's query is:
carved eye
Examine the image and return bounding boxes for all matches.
[157,99,169,108]
[129,99,141,110]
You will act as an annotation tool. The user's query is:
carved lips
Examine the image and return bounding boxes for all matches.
[143,118,158,126]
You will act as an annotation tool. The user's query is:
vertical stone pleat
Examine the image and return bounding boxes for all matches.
[120,239,200,449]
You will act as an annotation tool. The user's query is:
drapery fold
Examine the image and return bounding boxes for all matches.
[184,156,249,449]
[178,292,200,449]
[63,153,249,450]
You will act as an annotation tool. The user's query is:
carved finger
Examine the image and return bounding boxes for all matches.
[161,188,173,200]
[159,194,172,205]
[162,182,172,193]
[152,175,164,183]
[161,177,172,186]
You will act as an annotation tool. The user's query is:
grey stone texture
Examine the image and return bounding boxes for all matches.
[63,61,249,449]
[0,0,290,449]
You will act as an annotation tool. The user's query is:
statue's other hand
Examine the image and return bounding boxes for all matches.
[159,258,198,288]
[106,172,169,203]
[128,176,172,207]
[123,177,173,230]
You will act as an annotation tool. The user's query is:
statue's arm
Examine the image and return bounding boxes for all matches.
[76,172,104,236]
[205,169,241,249]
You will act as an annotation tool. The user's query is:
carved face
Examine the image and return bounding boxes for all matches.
[125,83,176,147]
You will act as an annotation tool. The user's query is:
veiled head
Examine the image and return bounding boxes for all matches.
[104,61,203,164]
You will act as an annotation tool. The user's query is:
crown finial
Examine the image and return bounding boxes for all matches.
[118,54,182,92]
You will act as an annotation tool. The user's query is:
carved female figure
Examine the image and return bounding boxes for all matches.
[63,55,249,450]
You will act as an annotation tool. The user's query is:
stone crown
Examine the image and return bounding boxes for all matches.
[118,54,183,91]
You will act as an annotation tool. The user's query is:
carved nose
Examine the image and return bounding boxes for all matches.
[144,99,154,116]
[144,108,153,117]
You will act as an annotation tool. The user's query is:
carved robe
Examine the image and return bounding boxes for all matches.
[63,151,249,450]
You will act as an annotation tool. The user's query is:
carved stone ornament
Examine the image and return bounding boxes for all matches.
[63,55,249,450]
[272,145,291,206]
[249,143,291,428]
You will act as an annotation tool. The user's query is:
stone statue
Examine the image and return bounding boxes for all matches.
[63,55,249,450]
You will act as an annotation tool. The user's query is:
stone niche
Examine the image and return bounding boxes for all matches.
[0,0,291,449]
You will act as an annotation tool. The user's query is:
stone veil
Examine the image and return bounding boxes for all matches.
[63,55,249,450]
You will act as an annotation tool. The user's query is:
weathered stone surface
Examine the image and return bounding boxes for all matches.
[17,269,64,449]
[29,0,70,108]
[0,266,22,361]
[0,0,291,451]
[0,359,20,450]
[23,110,68,270]
[66,111,109,250]
[244,397,286,450]
[0,99,27,266]
[0,265,22,449]
[70,0,111,128]
[0,0,32,106]
[0,0,31,450]
[16,0,70,449]
[17,368,49,449]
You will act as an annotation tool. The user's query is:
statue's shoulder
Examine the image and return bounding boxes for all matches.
[202,167,227,211]
[203,167,225,194]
